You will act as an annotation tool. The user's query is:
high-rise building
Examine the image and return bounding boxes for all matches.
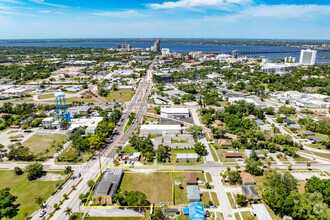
[299,49,317,65]
[285,56,296,63]
[153,39,160,52]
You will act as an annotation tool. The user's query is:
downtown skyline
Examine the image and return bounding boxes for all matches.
[0,0,330,39]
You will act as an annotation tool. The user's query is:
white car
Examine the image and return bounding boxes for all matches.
[39,210,46,218]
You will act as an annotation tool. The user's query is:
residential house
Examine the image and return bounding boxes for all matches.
[183,202,206,220]
[186,186,201,202]
[219,139,231,147]
[240,172,256,185]
[177,153,199,162]
[241,185,260,200]
[224,152,242,158]
[251,204,272,220]
[185,172,198,185]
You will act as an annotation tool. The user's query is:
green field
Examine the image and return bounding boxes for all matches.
[38,93,55,100]
[241,211,257,220]
[173,172,188,205]
[0,170,63,220]
[23,134,66,159]
[119,172,173,203]
[105,90,134,103]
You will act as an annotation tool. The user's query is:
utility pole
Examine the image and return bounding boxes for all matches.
[98,151,102,170]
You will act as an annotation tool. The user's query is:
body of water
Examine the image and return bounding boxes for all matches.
[0,41,329,63]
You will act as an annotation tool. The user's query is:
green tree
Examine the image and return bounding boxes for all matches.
[228,171,242,185]
[35,196,44,208]
[151,207,166,220]
[87,180,94,188]
[236,194,248,207]
[0,187,20,219]
[25,163,43,180]
[194,142,207,156]
[64,166,73,175]
[64,207,72,216]
[187,125,203,138]
[14,167,23,175]
[245,159,263,176]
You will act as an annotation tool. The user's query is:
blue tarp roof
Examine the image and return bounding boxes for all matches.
[184,202,206,220]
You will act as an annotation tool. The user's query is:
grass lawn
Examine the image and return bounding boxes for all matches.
[0,170,64,220]
[65,96,98,103]
[23,134,66,158]
[302,151,330,160]
[172,139,189,144]
[293,156,314,164]
[226,192,236,209]
[72,213,144,220]
[57,146,93,163]
[201,192,211,206]
[121,144,138,154]
[105,90,134,103]
[206,172,213,183]
[234,213,240,220]
[147,107,156,114]
[209,145,219,162]
[143,116,158,122]
[211,192,220,206]
[241,211,256,220]
[119,172,173,203]
[38,93,55,100]
[173,172,188,205]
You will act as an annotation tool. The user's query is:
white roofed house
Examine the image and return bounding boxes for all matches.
[140,125,181,134]
[160,108,190,119]
[176,153,199,162]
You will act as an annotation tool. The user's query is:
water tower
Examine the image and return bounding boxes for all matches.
[55,92,67,120]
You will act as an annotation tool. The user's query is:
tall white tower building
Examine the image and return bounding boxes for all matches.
[299,49,317,65]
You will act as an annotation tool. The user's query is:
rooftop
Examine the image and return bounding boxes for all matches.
[93,168,123,197]
[161,108,190,114]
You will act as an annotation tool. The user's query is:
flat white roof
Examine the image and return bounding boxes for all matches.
[251,204,272,220]
[161,108,189,114]
[141,125,181,130]
[177,153,199,159]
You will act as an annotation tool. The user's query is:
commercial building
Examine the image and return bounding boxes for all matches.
[186,186,201,202]
[42,117,55,129]
[92,168,123,205]
[161,108,190,119]
[177,153,199,162]
[153,72,173,82]
[162,48,170,56]
[251,204,272,220]
[68,117,103,134]
[140,124,181,134]
[285,56,296,63]
[299,49,317,65]
[66,106,91,117]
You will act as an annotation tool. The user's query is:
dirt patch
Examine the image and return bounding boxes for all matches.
[38,173,66,181]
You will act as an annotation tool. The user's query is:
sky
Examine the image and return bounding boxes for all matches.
[0,0,330,39]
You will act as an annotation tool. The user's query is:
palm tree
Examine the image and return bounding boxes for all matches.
[35,196,44,207]
[64,166,73,175]
[64,207,72,216]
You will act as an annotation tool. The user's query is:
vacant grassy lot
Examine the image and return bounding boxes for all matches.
[38,93,55,100]
[0,170,63,220]
[23,134,66,157]
[241,211,257,220]
[105,90,134,103]
[227,192,236,209]
[119,172,173,203]
[211,192,220,206]
[201,192,211,206]
[121,144,138,154]
[173,172,188,205]
[143,116,158,122]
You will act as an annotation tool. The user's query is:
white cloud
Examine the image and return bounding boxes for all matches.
[205,4,330,22]
[148,0,250,9]
[91,10,147,18]
[39,10,50,13]
[29,0,68,8]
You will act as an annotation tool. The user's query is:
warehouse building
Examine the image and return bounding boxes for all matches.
[161,108,190,119]
[92,168,123,205]
[140,124,181,134]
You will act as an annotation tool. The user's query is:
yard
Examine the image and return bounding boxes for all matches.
[0,170,64,220]
[143,116,158,122]
[57,145,93,163]
[201,192,211,206]
[119,172,173,204]
[105,90,134,103]
[38,93,55,100]
[241,211,257,220]
[216,149,239,164]
[23,134,66,159]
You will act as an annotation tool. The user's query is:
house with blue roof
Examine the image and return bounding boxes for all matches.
[183,202,206,220]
